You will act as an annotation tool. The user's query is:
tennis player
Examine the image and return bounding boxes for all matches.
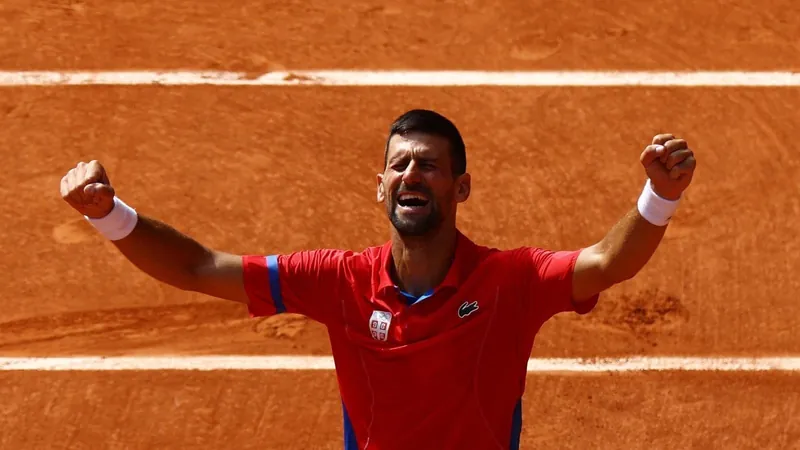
[60,109,696,450]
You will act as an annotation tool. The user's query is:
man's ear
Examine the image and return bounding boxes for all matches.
[376,173,385,202]
[455,173,471,203]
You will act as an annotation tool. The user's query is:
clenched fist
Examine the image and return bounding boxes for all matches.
[640,134,697,201]
[60,160,116,219]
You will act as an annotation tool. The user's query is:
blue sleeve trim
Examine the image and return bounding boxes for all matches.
[266,255,286,314]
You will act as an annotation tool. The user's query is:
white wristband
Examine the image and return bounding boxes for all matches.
[637,179,680,226]
[85,197,139,241]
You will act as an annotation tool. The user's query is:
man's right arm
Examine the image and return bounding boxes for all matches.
[110,215,248,304]
[60,160,248,304]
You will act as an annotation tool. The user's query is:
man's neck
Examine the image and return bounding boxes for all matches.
[390,226,458,297]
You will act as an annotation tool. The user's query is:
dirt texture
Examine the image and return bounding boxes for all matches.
[1,0,799,448]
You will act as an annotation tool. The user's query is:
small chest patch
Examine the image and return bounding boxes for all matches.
[369,310,393,341]
[458,301,479,318]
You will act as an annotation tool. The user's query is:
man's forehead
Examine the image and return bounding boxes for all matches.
[387,133,450,159]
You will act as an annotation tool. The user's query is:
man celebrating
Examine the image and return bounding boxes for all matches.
[60,109,696,449]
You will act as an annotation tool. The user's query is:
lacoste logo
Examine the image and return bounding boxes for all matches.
[458,301,479,318]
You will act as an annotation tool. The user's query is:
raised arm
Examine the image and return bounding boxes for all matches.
[571,134,697,303]
[60,160,249,304]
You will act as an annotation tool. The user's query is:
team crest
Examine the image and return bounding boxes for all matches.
[370,310,392,342]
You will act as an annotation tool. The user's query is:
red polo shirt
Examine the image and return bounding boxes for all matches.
[242,231,598,450]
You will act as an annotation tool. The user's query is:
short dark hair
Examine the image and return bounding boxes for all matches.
[384,109,467,176]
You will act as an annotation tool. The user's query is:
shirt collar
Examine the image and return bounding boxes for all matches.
[376,230,478,295]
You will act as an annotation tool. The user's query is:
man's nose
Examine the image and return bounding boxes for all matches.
[401,160,423,185]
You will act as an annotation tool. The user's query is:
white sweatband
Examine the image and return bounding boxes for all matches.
[637,179,680,226]
[85,197,139,241]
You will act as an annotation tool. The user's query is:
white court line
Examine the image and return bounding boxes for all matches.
[2,70,800,86]
[1,356,799,372]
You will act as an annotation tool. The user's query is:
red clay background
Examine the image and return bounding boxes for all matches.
[2,0,799,71]
[1,0,799,448]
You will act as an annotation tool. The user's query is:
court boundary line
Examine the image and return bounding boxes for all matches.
[1,356,799,372]
[2,70,800,86]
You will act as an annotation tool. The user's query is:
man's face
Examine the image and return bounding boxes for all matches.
[377,132,470,236]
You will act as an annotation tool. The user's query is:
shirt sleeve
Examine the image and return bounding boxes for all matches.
[512,247,599,321]
[242,249,349,325]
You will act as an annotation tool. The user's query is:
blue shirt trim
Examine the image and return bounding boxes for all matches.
[266,255,286,314]
[510,398,522,450]
[396,287,434,306]
[343,402,358,450]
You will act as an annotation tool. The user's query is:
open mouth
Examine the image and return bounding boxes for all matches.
[396,192,430,212]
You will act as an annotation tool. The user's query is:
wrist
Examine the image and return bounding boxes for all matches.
[637,179,680,226]
[650,183,681,202]
[84,197,139,240]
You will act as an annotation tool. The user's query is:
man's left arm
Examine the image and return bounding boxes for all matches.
[571,133,697,303]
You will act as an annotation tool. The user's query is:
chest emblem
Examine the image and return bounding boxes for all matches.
[369,310,393,341]
[458,301,479,318]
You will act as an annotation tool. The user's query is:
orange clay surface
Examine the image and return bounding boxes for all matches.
[1,0,799,448]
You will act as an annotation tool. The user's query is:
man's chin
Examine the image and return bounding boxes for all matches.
[390,212,438,237]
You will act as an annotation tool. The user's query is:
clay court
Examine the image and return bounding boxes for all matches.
[2,0,800,448]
